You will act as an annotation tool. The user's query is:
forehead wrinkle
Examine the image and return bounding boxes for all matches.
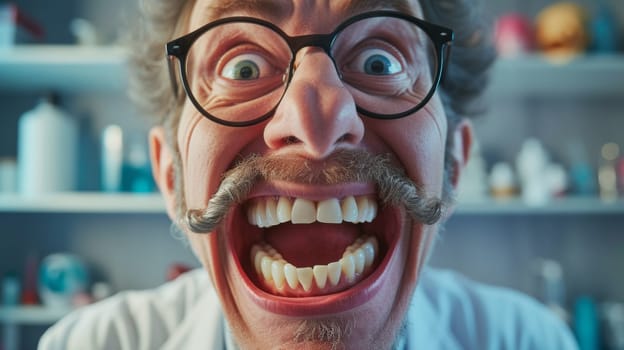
[200,0,290,22]
[197,0,416,26]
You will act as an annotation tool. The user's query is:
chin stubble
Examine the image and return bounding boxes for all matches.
[291,318,355,350]
[287,313,409,350]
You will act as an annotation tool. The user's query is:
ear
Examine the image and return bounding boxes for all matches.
[449,119,474,190]
[149,126,178,221]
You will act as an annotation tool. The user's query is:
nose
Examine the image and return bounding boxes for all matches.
[263,49,364,159]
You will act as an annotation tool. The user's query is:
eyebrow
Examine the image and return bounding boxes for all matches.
[203,0,414,23]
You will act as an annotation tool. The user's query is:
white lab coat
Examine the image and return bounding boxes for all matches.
[39,268,578,349]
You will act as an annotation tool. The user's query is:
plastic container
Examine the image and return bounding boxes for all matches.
[0,157,17,193]
[17,95,78,195]
[101,125,123,192]
[0,4,16,48]
[2,272,20,306]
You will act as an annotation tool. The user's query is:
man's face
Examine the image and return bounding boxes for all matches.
[154,0,463,348]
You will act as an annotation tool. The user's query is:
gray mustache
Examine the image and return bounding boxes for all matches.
[184,149,444,233]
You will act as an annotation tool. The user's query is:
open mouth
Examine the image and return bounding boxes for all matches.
[226,187,402,309]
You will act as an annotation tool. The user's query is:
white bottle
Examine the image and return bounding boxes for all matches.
[17,95,78,195]
[101,124,123,192]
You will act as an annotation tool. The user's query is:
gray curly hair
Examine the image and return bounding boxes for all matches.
[128,0,496,143]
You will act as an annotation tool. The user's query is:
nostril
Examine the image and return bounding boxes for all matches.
[336,133,351,143]
[283,136,301,145]
[282,134,353,147]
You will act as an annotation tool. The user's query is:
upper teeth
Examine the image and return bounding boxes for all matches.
[247,195,378,228]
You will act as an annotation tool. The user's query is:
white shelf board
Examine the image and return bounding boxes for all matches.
[0,306,70,325]
[0,192,622,215]
[0,45,127,93]
[487,54,624,98]
[455,197,624,215]
[0,192,165,213]
[2,47,622,97]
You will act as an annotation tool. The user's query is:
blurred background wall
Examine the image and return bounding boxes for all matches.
[1,0,623,349]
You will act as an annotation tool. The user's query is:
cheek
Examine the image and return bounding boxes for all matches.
[187,234,212,266]
[177,110,243,207]
[407,122,447,189]
[186,230,227,291]
[182,127,224,206]
[184,132,226,205]
[176,108,268,209]
[381,106,448,192]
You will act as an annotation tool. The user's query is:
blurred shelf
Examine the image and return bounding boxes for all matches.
[0,306,70,325]
[455,197,624,215]
[0,45,127,93]
[487,54,624,98]
[0,192,622,215]
[0,192,164,213]
[1,47,622,97]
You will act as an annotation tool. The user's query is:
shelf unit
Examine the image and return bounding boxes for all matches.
[0,306,70,325]
[2,45,624,95]
[487,54,624,97]
[0,46,135,350]
[1,306,71,350]
[0,45,127,93]
[455,197,624,215]
[0,192,623,215]
[0,193,164,213]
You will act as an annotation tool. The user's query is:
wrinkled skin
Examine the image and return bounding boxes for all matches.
[150,1,472,348]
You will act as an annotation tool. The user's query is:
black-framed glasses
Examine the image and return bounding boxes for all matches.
[166,10,454,127]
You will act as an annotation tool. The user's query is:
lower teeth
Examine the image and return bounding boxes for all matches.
[250,235,378,294]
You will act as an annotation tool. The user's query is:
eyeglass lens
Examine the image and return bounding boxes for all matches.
[184,16,438,124]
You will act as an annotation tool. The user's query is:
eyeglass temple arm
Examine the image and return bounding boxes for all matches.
[440,43,452,82]
[167,55,180,96]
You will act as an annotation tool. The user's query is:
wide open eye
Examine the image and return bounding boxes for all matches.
[221,53,274,80]
[351,48,402,75]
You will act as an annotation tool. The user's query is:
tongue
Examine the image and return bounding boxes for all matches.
[264,223,360,267]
